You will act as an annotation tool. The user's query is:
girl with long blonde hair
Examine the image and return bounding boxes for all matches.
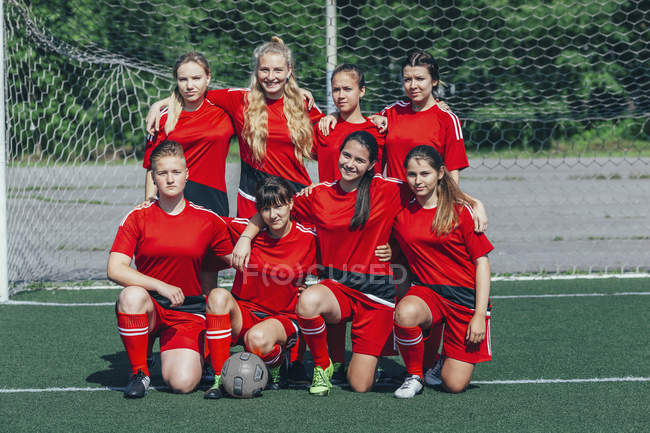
[146,37,322,218]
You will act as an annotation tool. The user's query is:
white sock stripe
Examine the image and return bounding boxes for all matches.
[206,334,231,340]
[395,335,423,346]
[263,353,281,365]
[299,323,326,335]
[206,329,232,335]
[118,330,148,337]
[117,326,148,333]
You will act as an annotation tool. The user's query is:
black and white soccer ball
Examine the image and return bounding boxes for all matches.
[220,352,268,398]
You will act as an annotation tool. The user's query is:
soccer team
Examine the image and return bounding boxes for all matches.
[107,36,493,400]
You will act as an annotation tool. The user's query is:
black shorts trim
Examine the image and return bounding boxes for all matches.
[413,281,490,312]
[239,160,308,197]
[319,266,395,302]
[184,180,229,216]
[149,293,207,314]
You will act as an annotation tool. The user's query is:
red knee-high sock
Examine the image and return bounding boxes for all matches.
[289,335,305,364]
[298,316,329,369]
[394,323,424,378]
[256,344,283,369]
[422,323,443,369]
[117,312,149,376]
[326,322,346,364]
[206,314,232,376]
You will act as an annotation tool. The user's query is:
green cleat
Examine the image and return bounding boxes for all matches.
[309,360,334,396]
[266,363,287,390]
[203,374,223,400]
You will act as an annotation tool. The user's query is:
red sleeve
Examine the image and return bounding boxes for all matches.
[209,216,234,257]
[311,125,325,160]
[372,127,387,174]
[143,113,169,170]
[441,110,469,172]
[110,210,141,257]
[206,89,243,118]
[459,205,493,260]
[227,217,249,244]
[291,191,314,226]
[307,102,324,124]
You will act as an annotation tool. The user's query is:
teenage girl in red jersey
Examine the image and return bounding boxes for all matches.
[144,52,234,216]
[233,130,406,395]
[146,37,322,219]
[380,50,468,185]
[108,141,233,399]
[312,63,385,183]
[391,145,493,398]
[311,63,388,383]
[201,177,317,399]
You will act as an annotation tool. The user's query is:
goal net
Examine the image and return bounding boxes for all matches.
[4,0,650,294]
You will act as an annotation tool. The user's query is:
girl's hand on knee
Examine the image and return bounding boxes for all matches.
[465,312,486,344]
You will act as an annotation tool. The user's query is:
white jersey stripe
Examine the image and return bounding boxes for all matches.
[238,188,256,202]
[441,108,463,140]
[188,202,227,224]
[119,201,155,226]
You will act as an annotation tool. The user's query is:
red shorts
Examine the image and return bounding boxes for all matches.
[233,300,298,349]
[150,298,206,355]
[406,285,492,364]
[321,279,395,357]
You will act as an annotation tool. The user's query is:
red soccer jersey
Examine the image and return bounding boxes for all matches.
[292,175,410,304]
[380,101,468,180]
[143,100,234,194]
[228,217,317,317]
[393,200,493,308]
[206,88,324,217]
[111,200,233,297]
[312,118,386,182]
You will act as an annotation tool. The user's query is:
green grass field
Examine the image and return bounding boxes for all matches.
[1,277,649,433]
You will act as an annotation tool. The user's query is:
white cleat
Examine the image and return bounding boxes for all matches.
[394,374,424,399]
[424,357,443,386]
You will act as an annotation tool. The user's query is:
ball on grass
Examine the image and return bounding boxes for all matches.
[220,352,268,398]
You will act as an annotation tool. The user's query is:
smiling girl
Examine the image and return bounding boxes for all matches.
[146,37,323,219]
[232,130,407,396]
[391,145,493,398]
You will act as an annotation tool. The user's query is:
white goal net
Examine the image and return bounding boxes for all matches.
[4,0,650,294]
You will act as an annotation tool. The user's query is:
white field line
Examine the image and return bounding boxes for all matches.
[491,291,650,299]
[24,273,650,292]
[5,291,650,307]
[2,376,649,393]
[492,273,650,281]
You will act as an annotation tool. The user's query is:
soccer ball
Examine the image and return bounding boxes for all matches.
[220,352,268,398]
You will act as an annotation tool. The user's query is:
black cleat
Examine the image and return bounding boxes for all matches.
[287,360,311,385]
[330,362,347,385]
[265,362,288,390]
[204,376,223,400]
[124,370,150,399]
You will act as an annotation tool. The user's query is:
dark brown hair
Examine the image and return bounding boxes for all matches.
[404,145,474,235]
[340,130,379,231]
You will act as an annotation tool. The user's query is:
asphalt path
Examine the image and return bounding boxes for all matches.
[7,157,650,284]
